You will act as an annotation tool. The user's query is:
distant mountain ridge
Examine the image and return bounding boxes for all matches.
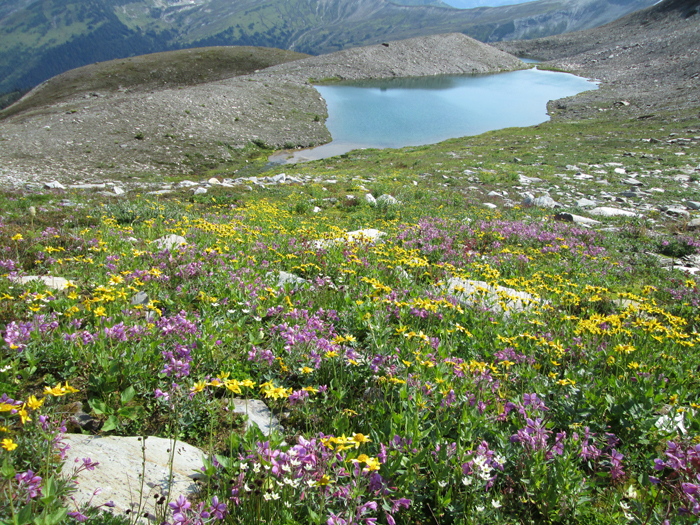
[0,0,656,93]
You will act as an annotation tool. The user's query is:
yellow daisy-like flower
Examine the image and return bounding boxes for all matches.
[190,381,207,394]
[11,234,23,242]
[239,379,255,389]
[18,406,30,425]
[225,380,242,394]
[1,438,18,451]
[299,366,314,374]
[26,395,44,411]
[351,433,372,448]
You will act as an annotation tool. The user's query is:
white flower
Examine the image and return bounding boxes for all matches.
[240,463,248,471]
[476,506,485,512]
[244,483,252,492]
[284,501,292,509]
[253,463,261,473]
[263,493,273,501]
[491,499,502,509]
[619,501,630,510]
[438,480,448,488]
[462,476,472,486]
[271,492,280,500]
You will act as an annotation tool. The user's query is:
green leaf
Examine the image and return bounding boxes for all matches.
[89,399,110,415]
[121,386,136,404]
[17,504,33,525]
[1,457,16,479]
[117,405,144,421]
[101,415,119,432]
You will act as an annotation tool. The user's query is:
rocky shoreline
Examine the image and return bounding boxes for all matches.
[0,33,523,187]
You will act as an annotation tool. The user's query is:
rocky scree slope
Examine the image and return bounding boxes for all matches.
[0,33,524,186]
[493,0,700,119]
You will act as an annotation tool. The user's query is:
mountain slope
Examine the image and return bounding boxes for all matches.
[493,0,700,116]
[0,0,656,93]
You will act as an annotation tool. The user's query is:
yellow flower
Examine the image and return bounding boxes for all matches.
[225,380,242,394]
[1,438,17,451]
[44,382,78,397]
[351,433,371,448]
[302,386,319,394]
[363,457,381,472]
[299,366,314,374]
[94,306,107,317]
[190,381,207,394]
[607,356,616,365]
[314,474,333,486]
[0,403,16,412]
[11,234,23,242]
[18,406,30,425]
[240,379,255,389]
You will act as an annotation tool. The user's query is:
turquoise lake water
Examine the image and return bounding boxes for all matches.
[270,67,597,163]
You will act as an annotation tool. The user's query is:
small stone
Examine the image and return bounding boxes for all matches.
[193,187,207,195]
[664,207,690,218]
[312,206,322,214]
[622,178,644,186]
[576,198,597,207]
[483,202,497,209]
[614,168,627,175]
[271,173,286,183]
[112,187,125,196]
[376,194,399,206]
[178,180,198,188]
[686,201,700,210]
[270,271,307,288]
[364,193,377,206]
[131,291,149,306]
[154,234,186,250]
[207,177,220,185]
[44,181,66,190]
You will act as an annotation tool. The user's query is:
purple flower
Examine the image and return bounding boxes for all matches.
[15,470,42,501]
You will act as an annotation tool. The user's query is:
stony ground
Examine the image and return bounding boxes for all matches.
[494,0,700,119]
[0,33,522,188]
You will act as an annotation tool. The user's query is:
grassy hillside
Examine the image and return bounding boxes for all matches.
[0,45,308,119]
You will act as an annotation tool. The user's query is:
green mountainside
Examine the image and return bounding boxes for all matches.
[0,0,655,94]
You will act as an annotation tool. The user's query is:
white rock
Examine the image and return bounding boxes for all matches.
[112,187,125,196]
[484,202,498,209]
[15,275,72,290]
[193,187,207,195]
[231,398,282,436]
[685,201,700,210]
[270,271,307,288]
[518,175,542,184]
[313,229,386,249]
[271,173,286,183]
[688,218,700,230]
[44,181,66,190]
[376,194,399,206]
[364,193,377,206]
[63,435,206,518]
[588,207,640,218]
[178,180,198,188]
[444,277,542,317]
[70,184,106,190]
[576,198,597,207]
[154,235,187,251]
[207,178,220,185]
[553,212,601,226]
[614,168,627,175]
[312,206,322,214]
[664,207,690,218]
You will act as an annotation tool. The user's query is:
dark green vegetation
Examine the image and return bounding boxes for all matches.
[0,0,655,95]
[0,46,308,120]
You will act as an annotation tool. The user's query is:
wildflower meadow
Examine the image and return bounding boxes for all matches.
[1,116,699,525]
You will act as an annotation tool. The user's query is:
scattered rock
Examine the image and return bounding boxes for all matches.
[44,181,66,190]
[364,193,377,206]
[687,218,700,230]
[207,177,220,185]
[522,194,561,208]
[271,173,286,183]
[553,212,601,226]
[231,398,282,436]
[131,291,150,306]
[312,206,322,213]
[663,206,690,218]
[63,435,206,518]
[112,187,125,196]
[154,235,187,251]
[685,201,700,210]
[193,187,207,195]
[484,202,498,209]
[588,207,640,217]
[576,198,597,207]
[14,275,72,290]
[313,229,386,249]
[444,277,542,317]
[270,271,308,288]
[376,194,399,206]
